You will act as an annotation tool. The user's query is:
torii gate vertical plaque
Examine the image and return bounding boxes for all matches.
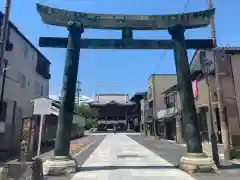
[36,3,216,175]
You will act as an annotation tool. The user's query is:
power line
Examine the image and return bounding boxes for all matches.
[0,74,19,83]
[152,0,191,74]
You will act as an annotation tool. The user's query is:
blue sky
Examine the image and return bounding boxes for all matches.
[1,0,239,98]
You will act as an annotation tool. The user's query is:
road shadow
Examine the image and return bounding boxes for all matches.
[77,165,178,172]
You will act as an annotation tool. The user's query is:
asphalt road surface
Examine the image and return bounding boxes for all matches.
[45,133,240,180]
[44,134,105,180]
[128,134,240,180]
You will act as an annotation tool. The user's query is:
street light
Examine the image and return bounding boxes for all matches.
[201,54,220,168]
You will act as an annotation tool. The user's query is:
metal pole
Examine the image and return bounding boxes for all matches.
[206,75,220,167]
[143,101,146,135]
[207,0,231,160]
[37,114,44,157]
[152,75,157,138]
[0,60,7,121]
[215,50,231,160]
[0,0,11,73]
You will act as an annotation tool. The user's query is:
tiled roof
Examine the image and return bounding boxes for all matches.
[89,100,135,107]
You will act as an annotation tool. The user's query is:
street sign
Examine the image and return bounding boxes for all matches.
[32,97,52,115]
[32,97,53,156]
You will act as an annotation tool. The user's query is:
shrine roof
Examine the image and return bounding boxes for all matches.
[89,100,135,107]
[36,3,215,30]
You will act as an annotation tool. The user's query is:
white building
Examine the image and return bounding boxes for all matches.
[0,12,51,157]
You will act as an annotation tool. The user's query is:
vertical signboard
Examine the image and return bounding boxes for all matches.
[192,80,198,98]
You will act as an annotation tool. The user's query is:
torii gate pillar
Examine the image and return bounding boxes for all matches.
[169,24,216,173]
[43,22,83,175]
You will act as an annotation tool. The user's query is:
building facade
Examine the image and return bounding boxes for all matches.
[130,92,147,132]
[140,96,149,135]
[146,74,177,136]
[158,48,240,152]
[0,12,51,158]
[191,49,240,148]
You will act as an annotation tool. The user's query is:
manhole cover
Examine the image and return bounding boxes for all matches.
[118,154,144,158]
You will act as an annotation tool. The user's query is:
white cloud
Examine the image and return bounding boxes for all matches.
[49,94,94,103]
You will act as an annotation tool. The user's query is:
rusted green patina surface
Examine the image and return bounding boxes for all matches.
[169,24,203,154]
[39,37,214,49]
[54,23,83,156]
[36,3,215,30]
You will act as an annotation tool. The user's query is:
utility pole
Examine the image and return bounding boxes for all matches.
[152,75,157,138]
[76,80,81,105]
[0,0,12,73]
[207,0,231,160]
[0,60,7,121]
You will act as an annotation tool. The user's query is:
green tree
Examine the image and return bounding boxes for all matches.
[76,104,95,129]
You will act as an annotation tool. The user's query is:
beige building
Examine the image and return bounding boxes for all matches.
[0,12,51,158]
[191,49,240,148]
[146,74,177,135]
[159,48,240,151]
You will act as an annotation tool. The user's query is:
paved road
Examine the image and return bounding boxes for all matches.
[43,135,105,180]
[39,135,105,161]
[128,134,240,180]
[44,133,240,180]
[72,133,195,180]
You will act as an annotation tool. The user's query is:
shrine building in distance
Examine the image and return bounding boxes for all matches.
[89,94,136,131]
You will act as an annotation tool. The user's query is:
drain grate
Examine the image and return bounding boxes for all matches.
[118,154,144,158]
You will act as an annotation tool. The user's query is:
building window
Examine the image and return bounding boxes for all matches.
[18,72,26,88]
[148,86,153,100]
[23,44,28,58]
[40,85,44,96]
[165,94,176,108]
[35,81,40,95]
[28,80,32,87]
[36,55,51,79]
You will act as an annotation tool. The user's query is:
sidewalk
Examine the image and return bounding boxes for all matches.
[72,134,196,180]
[160,139,225,158]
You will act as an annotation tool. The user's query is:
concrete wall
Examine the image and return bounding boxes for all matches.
[0,25,49,152]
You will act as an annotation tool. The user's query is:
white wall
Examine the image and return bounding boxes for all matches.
[0,26,49,149]
[2,27,49,117]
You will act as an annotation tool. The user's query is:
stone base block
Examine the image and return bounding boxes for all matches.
[43,156,77,176]
[178,153,219,174]
[0,159,43,180]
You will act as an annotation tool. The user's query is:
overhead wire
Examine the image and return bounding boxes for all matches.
[152,0,191,74]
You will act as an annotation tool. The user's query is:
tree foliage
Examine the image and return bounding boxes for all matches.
[76,103,95,129]
[76,103,92,119]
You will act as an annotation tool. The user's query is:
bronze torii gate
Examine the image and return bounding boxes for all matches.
[36,3,216,175]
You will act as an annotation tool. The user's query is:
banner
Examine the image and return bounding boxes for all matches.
[192,80,198,98]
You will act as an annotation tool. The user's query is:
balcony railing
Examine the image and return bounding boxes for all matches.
[156,107,179,119]
[36,54,51,79]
